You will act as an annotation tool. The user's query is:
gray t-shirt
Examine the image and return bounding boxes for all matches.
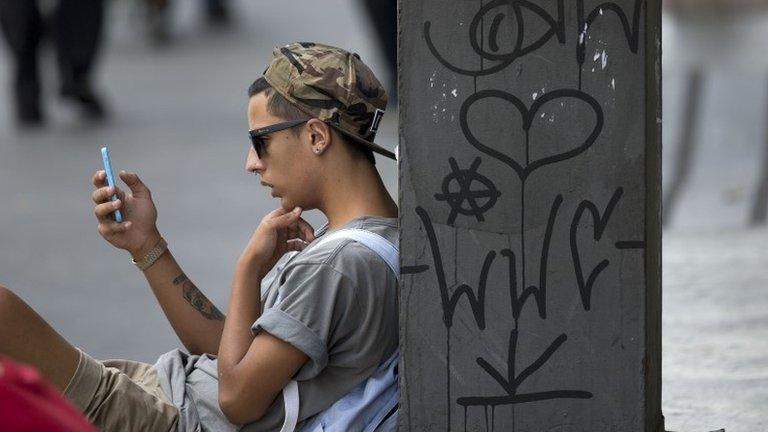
[154,215,399,432]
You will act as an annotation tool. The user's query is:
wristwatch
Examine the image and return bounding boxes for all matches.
[132,237,168,271]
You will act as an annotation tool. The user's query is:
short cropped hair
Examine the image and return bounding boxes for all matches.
[248,77,376,165]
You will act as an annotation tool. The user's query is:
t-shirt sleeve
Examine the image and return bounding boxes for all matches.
[259,251,299,301]
[250,262,354,380]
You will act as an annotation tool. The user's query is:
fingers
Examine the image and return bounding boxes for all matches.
[93,170,131,235]
[94,192,131,233]
[94,198,123,221]
[92,184,126,204]
[287,220,300,243]
[285,238,308,252]
[296,217,315,243]
[118,171,151,198]
[97,219,133,237]
[264,208,315,250]
[283,216,314,253]
[93,170,107,187]
[92,169,128,205]
[276,220,288,249]
[268,207,302,229]
[261,208,317,254]
[263,206,291,224]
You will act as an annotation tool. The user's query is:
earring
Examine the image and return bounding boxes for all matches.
[314,148,321,154]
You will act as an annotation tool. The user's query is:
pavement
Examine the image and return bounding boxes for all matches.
[658,11,768,432]
[0,2,765,431]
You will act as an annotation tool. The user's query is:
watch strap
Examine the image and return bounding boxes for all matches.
[132,237,168,271]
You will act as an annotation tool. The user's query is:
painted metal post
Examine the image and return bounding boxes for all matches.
[398,0,662,430]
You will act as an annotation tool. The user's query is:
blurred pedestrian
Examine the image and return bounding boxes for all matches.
[0,0,107,126]
[145,0,230,45]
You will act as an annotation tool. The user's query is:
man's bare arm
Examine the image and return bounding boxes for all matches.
[131,235,225,355]
[218,207,313,424]
[174,274,225,321]
[91,169,225,356]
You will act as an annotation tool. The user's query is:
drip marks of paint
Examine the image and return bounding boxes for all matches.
[491,405,495,431]
[463,405,468,432]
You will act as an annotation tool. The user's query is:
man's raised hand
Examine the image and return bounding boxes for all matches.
[239,207,316,280]
[91,169,161,259]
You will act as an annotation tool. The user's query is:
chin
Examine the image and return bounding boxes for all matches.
[280,196,313,213]
[279,197,295,211]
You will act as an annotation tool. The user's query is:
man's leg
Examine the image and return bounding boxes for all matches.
[0,0,44,124]
[54,0,106,118]
[0,285,179,431]
[0,285,80,392]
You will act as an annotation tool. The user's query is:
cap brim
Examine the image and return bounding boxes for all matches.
[337,128,396,160]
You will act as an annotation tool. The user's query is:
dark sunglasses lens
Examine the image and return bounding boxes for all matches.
[251,136,264,157]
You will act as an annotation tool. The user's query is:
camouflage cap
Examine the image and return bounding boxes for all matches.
[262,42,394,160]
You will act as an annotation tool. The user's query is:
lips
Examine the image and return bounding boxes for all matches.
[260,180,279,197]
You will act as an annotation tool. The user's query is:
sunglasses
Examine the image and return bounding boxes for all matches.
[248,119,308,158]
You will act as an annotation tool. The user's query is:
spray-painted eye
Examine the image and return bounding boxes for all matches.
[424,0,565,77]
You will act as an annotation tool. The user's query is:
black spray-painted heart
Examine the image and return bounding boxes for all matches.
[459,88,603,181]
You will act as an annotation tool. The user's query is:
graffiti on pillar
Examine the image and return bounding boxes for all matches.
[460,89,603,181]
[424,0,566,77]
[576,0,642,89]
[433,157,501,225]
[570,187,624,310]
[413,188,642,427]
[405,0,647,430]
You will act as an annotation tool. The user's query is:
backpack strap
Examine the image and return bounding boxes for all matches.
[311,228,399,278]
[279,380,300,432]
[279,228,398,432]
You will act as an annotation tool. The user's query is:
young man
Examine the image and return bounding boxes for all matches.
[0,42,398,431]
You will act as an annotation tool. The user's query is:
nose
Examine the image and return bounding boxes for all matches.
[245,146,265,174]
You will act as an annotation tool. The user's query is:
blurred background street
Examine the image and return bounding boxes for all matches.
[0,1,766,431]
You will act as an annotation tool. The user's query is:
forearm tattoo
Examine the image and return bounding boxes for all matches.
[173,273,225,321]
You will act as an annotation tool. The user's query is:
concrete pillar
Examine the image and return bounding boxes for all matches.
[397,0,662,431]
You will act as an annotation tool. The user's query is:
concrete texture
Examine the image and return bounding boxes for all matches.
[398,0,658,430]
[0,1,765,431]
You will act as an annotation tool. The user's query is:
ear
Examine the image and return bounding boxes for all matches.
[306,118,332,153]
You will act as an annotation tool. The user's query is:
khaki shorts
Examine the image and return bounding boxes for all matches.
[63,347,180,432]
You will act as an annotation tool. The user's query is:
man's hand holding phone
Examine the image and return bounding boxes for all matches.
[92,169,161,259]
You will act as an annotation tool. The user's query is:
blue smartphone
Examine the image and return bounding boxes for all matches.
[100,146,123,222]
